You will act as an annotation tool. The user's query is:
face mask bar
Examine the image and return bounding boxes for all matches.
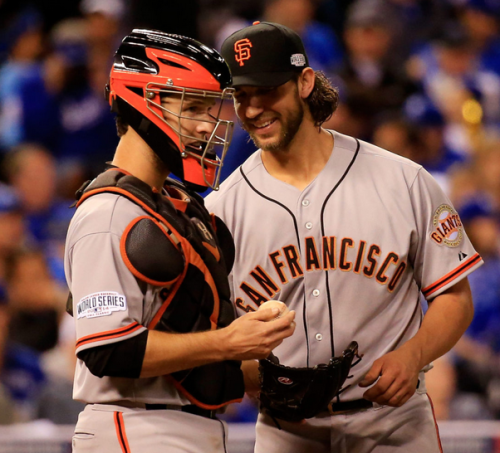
[144,82,235,190]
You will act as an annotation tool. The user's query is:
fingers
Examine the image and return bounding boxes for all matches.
[396,391,414,407]
[265,311,296,338]
[250,307,282,321]
[359,360,382,387]
[225,309,296,361]
[362,374,397,404]
[254,311,296,356]
[233,309,295,336]
[388,388,413,407]
[365,384,415,407]
[270,310,296,329]
[361,367,418,407]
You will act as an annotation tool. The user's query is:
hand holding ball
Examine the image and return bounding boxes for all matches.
[258,300,290,320]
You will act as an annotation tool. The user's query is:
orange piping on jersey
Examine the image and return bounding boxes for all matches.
[76,322,143,349]
[202,241,221,262]
[422,253,481,298]
[166,375,243,410]
[120,215,184,287]
[114,412,131,453]
[426,394,444,453]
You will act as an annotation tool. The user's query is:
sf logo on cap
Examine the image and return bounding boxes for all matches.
[234,38,252,66]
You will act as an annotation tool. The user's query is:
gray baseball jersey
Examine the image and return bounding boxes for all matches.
[206,130,482,402]
[64,192,191,406]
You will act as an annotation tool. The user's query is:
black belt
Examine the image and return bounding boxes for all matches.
[320,399,373,416]
[144,403,217,419]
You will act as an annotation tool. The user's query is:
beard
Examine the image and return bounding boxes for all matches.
[243,96,305,152]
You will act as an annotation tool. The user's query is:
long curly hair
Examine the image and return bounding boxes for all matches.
[303,71,340,127]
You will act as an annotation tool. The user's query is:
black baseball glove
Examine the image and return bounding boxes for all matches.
[258,341,361,423]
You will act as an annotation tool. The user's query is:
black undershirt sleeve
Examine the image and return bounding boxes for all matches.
[77,330,149,378]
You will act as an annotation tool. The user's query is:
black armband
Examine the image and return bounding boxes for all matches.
[78,330,149,378]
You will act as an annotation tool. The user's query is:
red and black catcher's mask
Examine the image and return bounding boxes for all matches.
[106,29,234,192]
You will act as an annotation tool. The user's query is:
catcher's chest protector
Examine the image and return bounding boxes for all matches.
[75,169,243,409]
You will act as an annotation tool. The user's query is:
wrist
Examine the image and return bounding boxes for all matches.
[210,327,230,361]
[242,360,260,393]
[400,340,426,370]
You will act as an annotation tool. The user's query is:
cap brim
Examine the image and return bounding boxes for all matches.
[231,71,296,87]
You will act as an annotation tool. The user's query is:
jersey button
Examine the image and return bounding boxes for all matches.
[312,289,320,297]
[315,333,323,341]
[302,199,310,206]
[305,222,313,229]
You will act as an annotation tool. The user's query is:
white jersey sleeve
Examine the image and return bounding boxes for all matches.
[409,167,483,300]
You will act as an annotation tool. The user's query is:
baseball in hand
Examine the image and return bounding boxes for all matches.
[258,300,289,319]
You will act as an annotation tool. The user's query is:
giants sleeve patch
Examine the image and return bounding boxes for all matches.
[77,291,127,319]
[430,204,463,247]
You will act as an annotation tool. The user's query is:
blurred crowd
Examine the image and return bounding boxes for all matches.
[0,0,499,426]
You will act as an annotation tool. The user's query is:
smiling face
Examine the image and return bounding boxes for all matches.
[233,80,305,152]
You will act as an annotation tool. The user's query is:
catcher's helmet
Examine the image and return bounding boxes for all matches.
[105,29,234,191]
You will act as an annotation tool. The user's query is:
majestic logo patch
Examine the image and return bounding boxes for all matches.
[77,291,127,319]
[278,377,294,385]
[430,204,463,247]
[234,39,252,66]
[290,54,306,67]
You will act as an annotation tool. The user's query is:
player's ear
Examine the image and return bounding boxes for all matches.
[297,68,315,100]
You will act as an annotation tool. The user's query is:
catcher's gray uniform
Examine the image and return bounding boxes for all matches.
[206,130,482,452]
[65,192,228,452]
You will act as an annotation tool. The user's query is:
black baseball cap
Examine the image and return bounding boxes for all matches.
[221,21,309,87]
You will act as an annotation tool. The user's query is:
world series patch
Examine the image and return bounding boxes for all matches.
[77,291,127,319]
[430,204,463,247]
